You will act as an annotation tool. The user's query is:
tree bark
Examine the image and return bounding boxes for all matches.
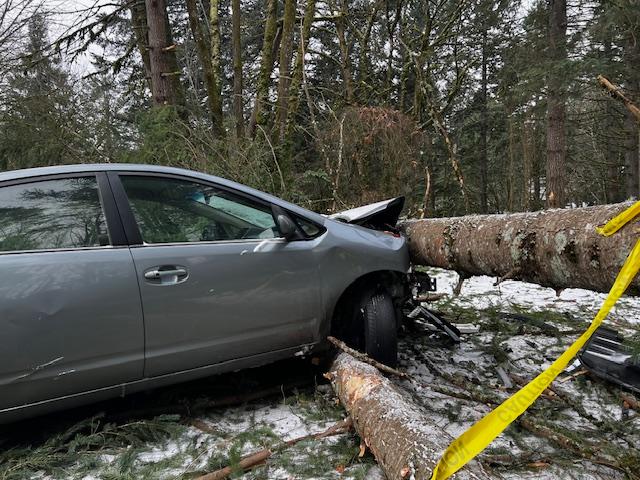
[185,0,223,133]
[401,201,640,295]
[129,0,151,88]
[328,352,485,479]
[284,0,316,141]
[522,115,533,211]
[624,112,639,198]
[209,0,223,127]
[231,0,244,138]
[274,0,297,141]
[249,0,279,137]
[334,0,354,104]
[479,28,488,213]
[145,0,180,107]
[545,0,567,208]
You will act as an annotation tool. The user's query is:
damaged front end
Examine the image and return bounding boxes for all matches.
[330,197,455,338]
[329,196,405,232]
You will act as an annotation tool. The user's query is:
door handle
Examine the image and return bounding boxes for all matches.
[144,266,189,285]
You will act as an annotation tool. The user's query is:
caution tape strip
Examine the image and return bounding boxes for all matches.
[430,201,640,480]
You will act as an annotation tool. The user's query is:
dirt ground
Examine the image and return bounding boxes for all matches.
[1,268,639,480]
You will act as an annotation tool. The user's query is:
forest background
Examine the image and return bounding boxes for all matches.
[0,0,638,217]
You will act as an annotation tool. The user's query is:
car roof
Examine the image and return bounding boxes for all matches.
[0,164,326,225]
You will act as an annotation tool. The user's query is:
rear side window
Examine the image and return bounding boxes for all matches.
[120,175,280,244]
[0,177,110,252]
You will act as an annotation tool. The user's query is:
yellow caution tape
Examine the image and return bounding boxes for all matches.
[431,202,640,480]
[596,201,640,236]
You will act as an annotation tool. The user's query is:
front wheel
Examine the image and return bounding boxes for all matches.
[362,290,398,367]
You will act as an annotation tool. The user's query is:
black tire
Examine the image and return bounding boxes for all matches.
[362,290,398,367]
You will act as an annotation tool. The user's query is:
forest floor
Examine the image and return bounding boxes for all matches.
[1,268,639,480]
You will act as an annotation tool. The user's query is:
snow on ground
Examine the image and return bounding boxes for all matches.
[397,268,640,479]
[2,269,639,479]
[431,267,640,331]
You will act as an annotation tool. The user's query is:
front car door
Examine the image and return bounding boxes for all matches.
[109,172,323,378]
[0,173,144,413]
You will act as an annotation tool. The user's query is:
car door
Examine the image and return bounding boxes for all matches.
[0,173,144,411]
[109,172,323,378]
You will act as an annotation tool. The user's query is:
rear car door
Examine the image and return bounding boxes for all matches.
[109,172,323,377]
[0,173,144,411]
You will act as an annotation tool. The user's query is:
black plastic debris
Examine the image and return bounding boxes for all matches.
[407,306,462,343]
[578,326,640,394]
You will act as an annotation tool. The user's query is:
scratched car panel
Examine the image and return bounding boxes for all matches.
[0,164,409,423]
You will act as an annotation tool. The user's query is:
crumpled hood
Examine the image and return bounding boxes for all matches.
[329,197,404,231]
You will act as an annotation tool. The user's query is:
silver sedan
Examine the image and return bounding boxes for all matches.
[0,164,409,423]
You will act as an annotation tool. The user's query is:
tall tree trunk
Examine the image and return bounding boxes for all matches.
[522,115,533,211]
[231,0,244,138]
[507,111,516,211]
[623,29,640,198]
[479,28,488,213]
[145,0,180,107]
[129,0,151,88]
[602,40,621,203]
[624,112,639,198]
[384,1,401,104]
[545,0,567,208]
[209,0,224,127]
[284,0,317,143]
[185,0,223,133]
[274,0,297,142]
[401,201,640,295]
[249,0,279,137]
[334,0,354,104]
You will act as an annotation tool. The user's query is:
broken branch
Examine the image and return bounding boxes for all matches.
[327,336,410,379]
[195,418,353,480]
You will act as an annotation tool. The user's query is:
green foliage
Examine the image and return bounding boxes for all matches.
[1,0,640,217]
[0,414,186,480]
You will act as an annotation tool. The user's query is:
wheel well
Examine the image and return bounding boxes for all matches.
[330,270,407,341]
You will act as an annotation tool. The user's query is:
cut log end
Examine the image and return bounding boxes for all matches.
[329,353,486,479]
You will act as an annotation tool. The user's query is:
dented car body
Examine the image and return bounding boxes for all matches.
[0,164,409,423]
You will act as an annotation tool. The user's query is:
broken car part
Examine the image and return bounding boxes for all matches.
[578,326,640,394]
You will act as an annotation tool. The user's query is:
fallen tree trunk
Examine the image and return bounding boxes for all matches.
[328,352,486,479]
[401,202,640,295]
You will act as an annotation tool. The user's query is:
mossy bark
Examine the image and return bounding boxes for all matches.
[249,0,279,136]
[185,0,223,133]
[401,202,640,295]
[274,0,297,143]
[208,0,224,130]
[231,0,244,138]
[284,0,317,142]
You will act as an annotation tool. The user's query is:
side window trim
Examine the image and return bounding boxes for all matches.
[106,171,144,245]
[96,172,128,246]
[109,171,284,246]
[0,173,117,254]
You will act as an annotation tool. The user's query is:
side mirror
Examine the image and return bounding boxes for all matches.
[273,206,299,241]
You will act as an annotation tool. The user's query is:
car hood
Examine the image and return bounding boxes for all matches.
[329,197,404,231]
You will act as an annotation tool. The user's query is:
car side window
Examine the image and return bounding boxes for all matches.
[0,176,110,252]
[120,175,280,244]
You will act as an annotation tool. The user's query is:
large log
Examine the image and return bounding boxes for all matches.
[400,202,640,295]
[328,353,486,479]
